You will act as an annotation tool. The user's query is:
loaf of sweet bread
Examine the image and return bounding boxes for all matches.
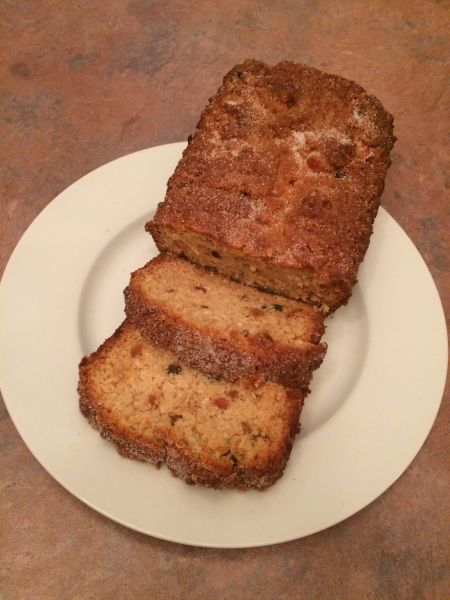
[78,321,303,490]
[125,255,326,390]
[147,59,395,311]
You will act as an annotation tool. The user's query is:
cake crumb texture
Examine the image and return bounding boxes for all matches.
[78,321,302,490]
[125,255,326,389]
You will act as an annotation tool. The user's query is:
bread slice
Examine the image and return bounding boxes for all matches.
[78,321,303,490]
[147,59,395,311]
[124,255,326,390]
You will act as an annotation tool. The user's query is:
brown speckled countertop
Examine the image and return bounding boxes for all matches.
[1,1,449,598]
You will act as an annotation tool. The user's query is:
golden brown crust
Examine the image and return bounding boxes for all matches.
[148,59,395,310]
[124,257,326,390]
[78,321,302,491]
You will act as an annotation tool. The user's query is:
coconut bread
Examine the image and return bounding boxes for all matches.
[125,255,326,390]
[78,321,303,491]
[147,59,395,311]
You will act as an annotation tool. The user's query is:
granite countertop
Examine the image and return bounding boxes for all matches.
[1,1,448,598]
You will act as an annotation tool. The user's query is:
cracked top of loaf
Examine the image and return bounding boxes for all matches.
[151,59,395,288]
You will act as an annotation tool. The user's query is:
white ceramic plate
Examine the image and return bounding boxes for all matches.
[0,143,447,548]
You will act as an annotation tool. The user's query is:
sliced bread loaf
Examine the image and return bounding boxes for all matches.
[125,255,326,390]
[78,320,303,490]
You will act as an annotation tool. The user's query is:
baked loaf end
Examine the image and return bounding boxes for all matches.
[78,321,303,491]
[125,255,326,390]
[147,59,395,311]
